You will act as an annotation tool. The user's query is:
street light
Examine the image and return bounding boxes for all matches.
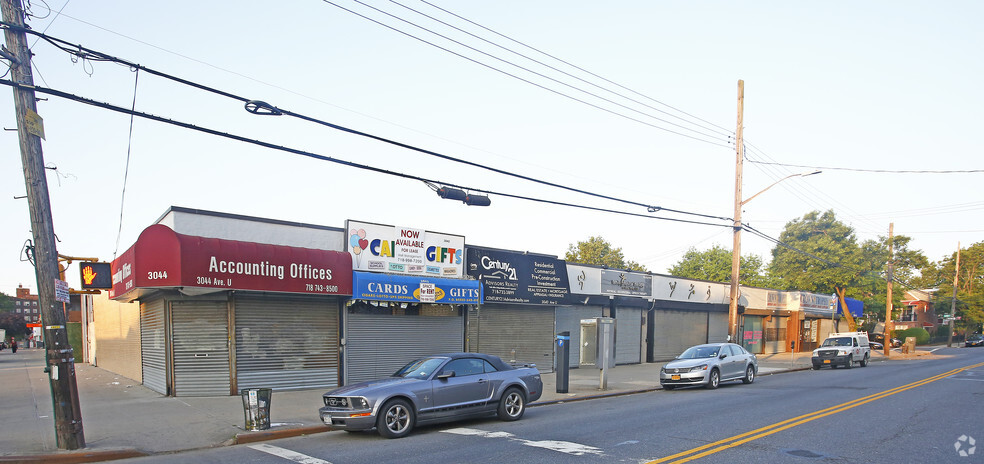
[727,170,822,343]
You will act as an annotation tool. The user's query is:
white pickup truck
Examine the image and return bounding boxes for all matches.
[811,331,871,369]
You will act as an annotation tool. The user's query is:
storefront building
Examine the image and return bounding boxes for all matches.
[648,274,730,361]
[109,221,352,396]
[341,221,481,385]
[465,247,569,372]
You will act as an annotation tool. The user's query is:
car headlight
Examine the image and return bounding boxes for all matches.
[838,349,850,356]
[357,397,370,409]
[660,366,665,373]
[689,365,708,372]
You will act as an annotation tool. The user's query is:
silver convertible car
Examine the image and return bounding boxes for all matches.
[659,343,757,390]
[319,353,543,438]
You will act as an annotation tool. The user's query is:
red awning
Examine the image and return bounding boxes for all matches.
[110,224,352,301]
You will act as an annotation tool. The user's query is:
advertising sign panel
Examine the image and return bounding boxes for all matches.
[352,272,482,304]
[466,248,569,305]
[600,270,652,297]
[346,220,464,277]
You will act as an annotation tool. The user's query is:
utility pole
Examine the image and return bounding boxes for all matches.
[948,243,960,348]
[884,223,893,357]
[728,79,744,343]
[2,0,85,449]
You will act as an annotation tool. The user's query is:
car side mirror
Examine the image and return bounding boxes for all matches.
[719,353,727,359]
[437,371,455,380]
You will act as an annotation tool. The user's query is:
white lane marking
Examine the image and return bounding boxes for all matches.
[442,427,604,456]
[443,427,515,439]
[518,439,605,456]
[247,444,334,464]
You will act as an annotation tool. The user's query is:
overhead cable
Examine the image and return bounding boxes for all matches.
[0,78,735,230]
[2,22,733,223]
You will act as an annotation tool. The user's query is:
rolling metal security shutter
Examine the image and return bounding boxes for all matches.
[615,308,642,365]
[140,298,167,394]
[554,306,603,369]
[171,301,230,396]
[467,304,554,370]
[707,312,729,343]
[346,312,463,385]
[234,295,339,391]
[651,310,709,361]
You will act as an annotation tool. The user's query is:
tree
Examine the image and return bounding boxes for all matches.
[0,312,28,338]
[767,210,865,294]
[0,291,12,313]
[668,245,768,286]
[856,233,929,320]
[566,236,648,272]
[927,242,984,333]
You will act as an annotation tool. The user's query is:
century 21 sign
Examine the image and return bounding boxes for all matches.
[79,262,113,290]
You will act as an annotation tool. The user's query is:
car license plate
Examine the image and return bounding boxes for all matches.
[824,360,831,364]
[671,375,681,380]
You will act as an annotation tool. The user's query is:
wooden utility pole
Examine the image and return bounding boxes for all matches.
[1,0,85,449]
[948,243,960,348]
[728,79,744,343]
[884,223,893,356]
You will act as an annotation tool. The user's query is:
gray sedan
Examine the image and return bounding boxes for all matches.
[319,353,543,438]
[659,343,757,390]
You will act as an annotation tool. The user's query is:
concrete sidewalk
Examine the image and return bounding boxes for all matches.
[0,346,934,463]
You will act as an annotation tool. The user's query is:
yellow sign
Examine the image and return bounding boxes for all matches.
[25,108,45,139]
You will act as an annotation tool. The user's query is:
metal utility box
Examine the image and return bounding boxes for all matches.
[579,317,615,369]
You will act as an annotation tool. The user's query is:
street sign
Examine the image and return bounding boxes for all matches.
[54,279,70,303]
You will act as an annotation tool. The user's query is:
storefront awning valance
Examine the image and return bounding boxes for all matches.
[352,271,482,304]
[110,224,353,301]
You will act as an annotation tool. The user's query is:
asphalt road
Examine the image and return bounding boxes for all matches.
[116,347,984,464]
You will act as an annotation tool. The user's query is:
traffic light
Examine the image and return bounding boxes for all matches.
[79,262,112,289]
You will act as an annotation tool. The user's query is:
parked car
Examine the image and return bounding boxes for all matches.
[966,334,984,347]
[870,332,902,348]
[812,332,870,369]
[868,341,884,351]
[659,343,757,390]
[319,353,542,438]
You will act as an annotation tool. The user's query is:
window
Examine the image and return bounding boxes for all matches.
[442,358,487,377]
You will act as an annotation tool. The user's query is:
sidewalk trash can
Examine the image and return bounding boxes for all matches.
[903,337,916,354]
[241,388,273,431]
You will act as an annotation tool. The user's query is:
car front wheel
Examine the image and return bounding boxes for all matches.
[497,388,526,421]
[742,365,755,384]
[377,399,414,439]
[705,369,720,389]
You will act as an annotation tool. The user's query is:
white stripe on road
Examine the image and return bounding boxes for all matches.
[443,427,604,456]
[247,444,333,464]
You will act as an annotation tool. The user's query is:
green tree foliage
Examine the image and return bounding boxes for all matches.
[768,210,865,294]
[892,327,930,345]
[566,236,647,272]
[0,291,13,313]
[766,210,927,320]
[667,245,768,286]
[925,241,984,333]
[856,233,929,320]
[0,311,28,337]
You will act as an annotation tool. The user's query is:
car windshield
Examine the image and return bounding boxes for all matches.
[822,337,852,347]
[392,357,446,378]
[970,335,983,341]
[678,346,720,359]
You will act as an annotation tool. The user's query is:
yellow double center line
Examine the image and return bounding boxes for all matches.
[648,361,984,464]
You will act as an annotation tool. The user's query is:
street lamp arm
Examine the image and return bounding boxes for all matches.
[740,170,821,207]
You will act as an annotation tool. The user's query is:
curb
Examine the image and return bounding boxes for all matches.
[0,449,146,464]
[234,425,332,445]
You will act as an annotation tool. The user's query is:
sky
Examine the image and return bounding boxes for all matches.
[1,1,981,294]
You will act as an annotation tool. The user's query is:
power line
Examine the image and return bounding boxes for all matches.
[5,22,734,223]
[0,78,737,231]
[746,159,984,174]
[415,0,735,137]
[388,0,734,140]
[320,0,734,148]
